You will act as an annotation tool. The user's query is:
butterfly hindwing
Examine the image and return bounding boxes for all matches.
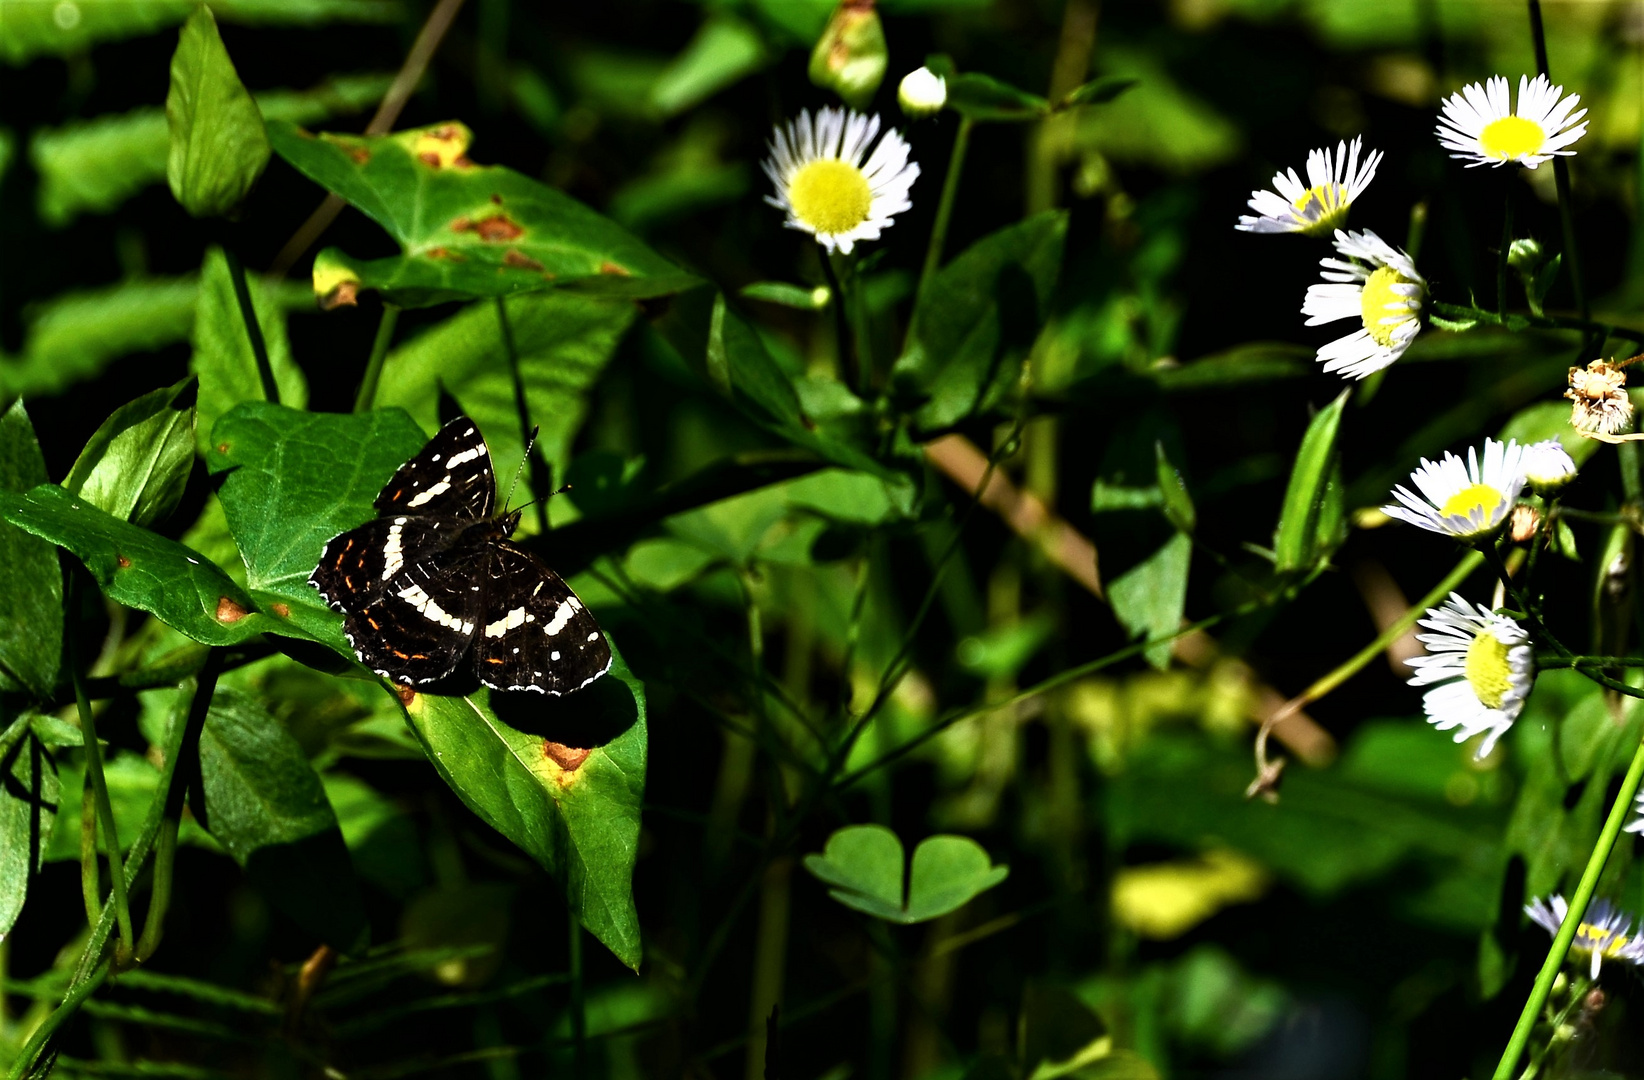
[471,544,612,695]
[343,537,485,683]
[372,415,495,520]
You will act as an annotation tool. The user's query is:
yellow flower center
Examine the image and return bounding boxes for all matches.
[1440,482,1504,524]
[787,159,873,236]
[1360,265,1415,346]
[1478,115,1546,161]
[1464,630,1512,709]
[1292,184,1349,236]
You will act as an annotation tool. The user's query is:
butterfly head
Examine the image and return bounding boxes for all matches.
[499,508,523,537]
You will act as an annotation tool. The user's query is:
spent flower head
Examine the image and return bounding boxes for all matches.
[1567,359,1634,436]
[1407,593,1534,759]
[763,108,919,256]
[1526,896,1644,980]
[1302,229,1425,379]
[1437,74,1588,169]
[1383,438,1527,542]
[1237,137,1382,237]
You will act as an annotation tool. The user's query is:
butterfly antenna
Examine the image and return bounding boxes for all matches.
[501,425,540,511]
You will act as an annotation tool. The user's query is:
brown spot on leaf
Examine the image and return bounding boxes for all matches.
[418,152,442,167]
[216,596,250,623]
[349,147,371,165]
[544,741,592,772]
[216,442,230,454]
[116,555,132,569]
[599,261,631,276]
[271,602,291,618]
[426,246,467,262]
[490,193,503,204]
[502,250,545,271]
[395,683,416,706]
[452,214,525,243]
[320,280,359,310]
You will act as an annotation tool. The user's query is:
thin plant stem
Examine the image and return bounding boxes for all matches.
[1527,0,1587,322]
[69,624,134,956]
[916,115,973,311]
[568,909,586,1080]
[78,772,97,929]
[495,297,547,536]
[844,255,874,393]
[819,253,858,393]
[134,817,178,963]
[1428,302,1643,345]
[222,244,279,405]
[354,303,401,412]
[3,962,109,1080]
[1538,655,1644,668]
[1491,729,1644,1080]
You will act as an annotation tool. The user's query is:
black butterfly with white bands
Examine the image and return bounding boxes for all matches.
[309,416,611,695]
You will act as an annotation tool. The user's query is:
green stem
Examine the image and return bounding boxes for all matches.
[354,303,401,413]
[1527,0,1588,322]
[1537,655,1644,668]
[69,626,134,955]
[77,771,97,929]
[133,816,178,963]
[1492,729,1644,1079]
[1429,301,1643,345]
[845,256,874,394]
[568,908,586,1080]
[3,963,109,1080]
[495,297,548,535]
[222,245,279,405]
[819,253,859,395]
[916,115,973,311]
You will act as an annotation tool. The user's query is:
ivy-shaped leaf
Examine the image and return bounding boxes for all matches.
[0,401,62,698]
[0,484,282,647]
[266,119,690,307]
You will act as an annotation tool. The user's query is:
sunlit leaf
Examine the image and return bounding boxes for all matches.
[165,5,270,219]
[649,14,766,117]
[63,376,197,528]
[0,401,62,698]
[1108,531,1190,670]
[803,824,1008,923]
[1272,389,1348,575]
[196,689,368,951]
[1020,981,1113,1080]
[266,119,685,307]
[0,484,282,647]
[0,714,60,939]
[1154,441,1194,534]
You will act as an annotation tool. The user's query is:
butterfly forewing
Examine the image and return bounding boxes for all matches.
[312,515,455,613]
[471,545,612,695]
[372,416,495,520]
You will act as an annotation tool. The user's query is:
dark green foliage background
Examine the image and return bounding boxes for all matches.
[2,1,1643,1078]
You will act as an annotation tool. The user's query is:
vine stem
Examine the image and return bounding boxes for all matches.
[222,244,279,405]
[1492,729,1644,1080]
[915,115,973,312]
[354,303,401,412]
[4,963,109,1080]
[1527,0,1587,322]
[1428,302,1643,345]
[818,253,858,394]
[68,614,134,956]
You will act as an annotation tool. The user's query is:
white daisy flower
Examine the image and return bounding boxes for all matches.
[763,108,919,255]
[1521,439,1578,495]
[1436,74,1588,170]
[1407,593,1534,759]
[1302,229,1425,379]
[1236,137,1383,236]
[1383,438,1527,541]
[1626,792,1644,836]
[1526,895,1643,980]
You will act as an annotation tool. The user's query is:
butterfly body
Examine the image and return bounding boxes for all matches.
[309,417,611,695]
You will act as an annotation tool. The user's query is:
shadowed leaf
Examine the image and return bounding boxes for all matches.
[0,714,60,938]
[192,248,308,452]
[0,401,62,698]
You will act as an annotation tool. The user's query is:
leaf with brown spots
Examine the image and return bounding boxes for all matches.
[266,119,696,307]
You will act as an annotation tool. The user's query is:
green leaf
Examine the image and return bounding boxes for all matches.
[32,74,391,226]
[802,824,1008,924]
[266,119,684,307]
[206,403,429,652]
[1057,75,1137,109]
[0,401,63,698]
[0,278,196,399]
[63,377,198,527]
[0,0,401,66]
[1069,47,1240,174]
[373,291,635,490]
[192,247,308,452]
[739,281,829,310]
[1272,389,1348,575]
[945,72,1049,122]
[0,484,280,647]
[1154,441,1194,534]
[894,211,1067,433]
[0,714,60,939]
[196,689,367,951]
[165,6,271,219]
[1020,982,1112,1080]
[1108,531,1190,670]
[399,646,648,969]
[648,14,766,117]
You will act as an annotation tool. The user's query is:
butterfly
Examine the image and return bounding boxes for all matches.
[309,415,611,695]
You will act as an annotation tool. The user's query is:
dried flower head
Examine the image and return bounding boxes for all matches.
[1566,359,1633,435]
[1509,504,1539,543]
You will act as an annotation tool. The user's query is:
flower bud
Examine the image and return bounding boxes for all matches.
[1521,439,1578,495]
[898,66,947,118]
[808,0,887,109]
